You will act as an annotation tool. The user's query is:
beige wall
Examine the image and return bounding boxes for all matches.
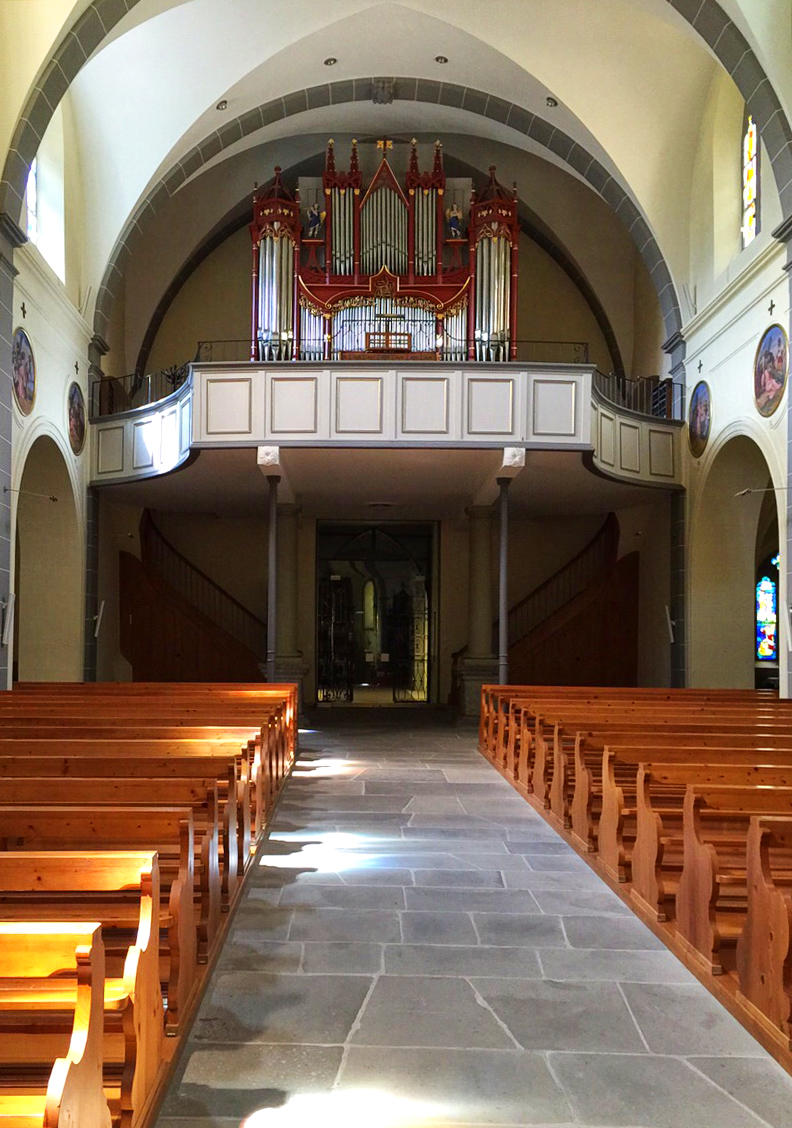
[147,228,251,373]
[96,498,141,682]
[516,237,613,371]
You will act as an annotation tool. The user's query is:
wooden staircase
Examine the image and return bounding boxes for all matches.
[451,513,639,700]
[118,512,267,682]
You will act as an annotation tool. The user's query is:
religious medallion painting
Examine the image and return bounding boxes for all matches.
[688,380,711,458]
[11,327,35,416]
[754,324,788,418]
[67,382,86,455]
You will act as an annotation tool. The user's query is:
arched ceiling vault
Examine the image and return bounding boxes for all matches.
[1,0,791,374]
[133,150,626,380]
[94,78,681,352]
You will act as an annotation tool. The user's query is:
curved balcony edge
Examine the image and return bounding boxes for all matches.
[589,385,684,490]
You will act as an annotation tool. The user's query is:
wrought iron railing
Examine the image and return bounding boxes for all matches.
[195,338,590,364]
[450,512,619,703]
[90,362,190,418]
[593,370,683,420]
[140,510,267,659]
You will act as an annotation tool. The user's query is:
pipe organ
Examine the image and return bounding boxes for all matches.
[250,138,519,362]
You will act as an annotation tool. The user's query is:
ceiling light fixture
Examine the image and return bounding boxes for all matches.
[546,96,558,108]
[216,99,228,111]
[324,57,337,66]
[435,55,448,64]
[366,501,396,510]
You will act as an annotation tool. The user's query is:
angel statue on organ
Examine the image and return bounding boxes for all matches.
[446,202,463,238]
[306,203,326,238]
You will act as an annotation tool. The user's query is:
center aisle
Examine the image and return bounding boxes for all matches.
[156,712,792,1128]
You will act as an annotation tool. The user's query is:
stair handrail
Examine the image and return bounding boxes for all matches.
[450,512,619,696]
[139,510,267,658]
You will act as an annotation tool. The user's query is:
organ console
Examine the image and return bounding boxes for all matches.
[250,138,519,363]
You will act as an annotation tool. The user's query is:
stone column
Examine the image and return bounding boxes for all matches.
[274,502,308,709]
[459,504,498,716]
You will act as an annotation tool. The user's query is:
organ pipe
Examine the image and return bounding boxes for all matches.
[251,143,518,361]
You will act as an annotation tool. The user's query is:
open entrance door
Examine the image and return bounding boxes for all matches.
[316,522,433,704]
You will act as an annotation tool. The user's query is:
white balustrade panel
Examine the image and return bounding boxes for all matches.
[91,379,192,484]
[190,362,593,448]
[591,394,682,487]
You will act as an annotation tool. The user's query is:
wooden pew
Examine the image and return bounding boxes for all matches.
[0,778,224,940]
[0,753,251,878]
[595,756,792,882]
[0,808,196,1031]
[672,784,792,975]
[0,853,162,1127]
[574,741,792,862]
[736,816,792,1048]
[0,923,112,1128]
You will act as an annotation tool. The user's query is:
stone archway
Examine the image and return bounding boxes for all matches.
[689,433,779,688]
[14,434,83,680]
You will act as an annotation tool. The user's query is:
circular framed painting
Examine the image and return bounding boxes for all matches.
[67,381,86,455]
[11,327,35,416]
[688,380,711,458]
[754,323,788,418]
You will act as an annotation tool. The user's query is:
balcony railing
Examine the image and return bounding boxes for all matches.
[593,369,683,421]
[90,362,190,418]
[195,338,590,365]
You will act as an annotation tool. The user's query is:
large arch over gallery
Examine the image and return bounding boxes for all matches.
[14,433,83,681]
[688,432,783,689]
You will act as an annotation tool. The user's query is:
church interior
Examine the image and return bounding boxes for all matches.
[3,1,792,1125]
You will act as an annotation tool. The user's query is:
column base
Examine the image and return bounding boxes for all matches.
[262,654,310,717]
[458,656,500,717]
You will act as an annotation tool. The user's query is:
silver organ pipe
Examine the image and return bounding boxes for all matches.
[258,233,295,360]
[331,188,354,274]
[415,190,436,276]
[360,186,407,275]
[300,306,325,361]
[474,235,511,362]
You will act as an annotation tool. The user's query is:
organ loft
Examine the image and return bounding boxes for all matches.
[250,138,519,363]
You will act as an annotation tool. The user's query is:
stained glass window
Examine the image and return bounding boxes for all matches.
[756,575,777,661]
[742,113,759,249]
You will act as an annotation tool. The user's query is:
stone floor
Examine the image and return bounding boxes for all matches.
[156,710,792,1128]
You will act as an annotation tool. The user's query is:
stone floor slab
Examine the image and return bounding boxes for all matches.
[621,981,771,1056]
[400,910,479,944]
[339,1046,574,1124]
[288,908,402,942]
[192,972,372,1044]
[351,975,516,1048]
[383,943,542,978]
[550,1053,769,1127]
[473,978,647,1053]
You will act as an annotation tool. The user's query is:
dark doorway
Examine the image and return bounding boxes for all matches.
[316,522,434,705]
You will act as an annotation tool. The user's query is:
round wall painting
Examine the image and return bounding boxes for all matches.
[67,382,86,455]
[688,380,711,458]
[754,323,788,418]
[11,327,35,416]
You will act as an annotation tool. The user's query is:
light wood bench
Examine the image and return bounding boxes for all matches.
[0,853,162,1127]
[0,923,112,1128]
[0,807,196,1030]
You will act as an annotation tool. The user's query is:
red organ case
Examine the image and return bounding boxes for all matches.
[249,138,519,363]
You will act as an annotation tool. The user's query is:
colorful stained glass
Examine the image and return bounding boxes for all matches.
[742,114,760,249]
[756,575,777,661]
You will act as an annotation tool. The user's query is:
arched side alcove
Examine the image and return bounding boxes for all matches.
[15,434,82,681]
[689,433,779,689]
